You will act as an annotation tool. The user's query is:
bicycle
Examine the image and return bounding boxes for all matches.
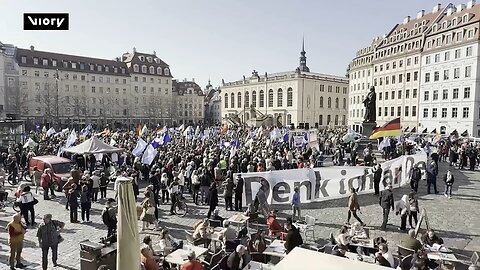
[173,193,188,217]
[0,190,21,212]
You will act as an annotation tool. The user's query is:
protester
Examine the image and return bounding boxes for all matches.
[410,164,422,193]
[191,170,201,205]
[223,177,234,211]
[395,194,410,231]
[140,191,160,231]
[6,213,26,270]
[40,168,53,200]
[379,185,394,230]
[373,164,382,195]
[99,173,109,199]
[91,170,100,202]
[37,214,65,270]
[80,185,92,223]
[68,184,80,223]
[291,186,301,222]
[426,160,439,194]
[31,166,42,194]
[408,192,419,229]
[347,187,364,226]
[18,185,37,226]
[443,169,455,199]
[234,174,244,211]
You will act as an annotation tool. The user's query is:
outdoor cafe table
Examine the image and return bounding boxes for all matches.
[263,239,287,258]
[345,251,376,264]
[164,245,208,268]
[427,252,464,263]
[243,261,272,270]
[228,213,249,229]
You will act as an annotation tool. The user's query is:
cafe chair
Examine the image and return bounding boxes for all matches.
[211,254,230,270]
[209,219,222,228]
[200,250,225,269]
[303,215,317,242]
[397,244,415,257]
[399,254,413,270]
[184,230,204,246]
[393,256,401,269]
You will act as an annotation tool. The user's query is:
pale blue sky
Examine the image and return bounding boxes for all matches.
[0,0,446,88]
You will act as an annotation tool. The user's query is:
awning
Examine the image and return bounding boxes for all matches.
[421,128,428,134]
[461,130,469,137]
[431,128,437,134]
[410,127,416,133]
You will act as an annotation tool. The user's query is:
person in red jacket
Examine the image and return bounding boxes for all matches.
[40,169,52,200]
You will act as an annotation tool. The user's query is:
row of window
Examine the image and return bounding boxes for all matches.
[374,57,420,73]
[378,106,417,117]
[374,71,419,86]
[137,55,162,64]
[425,27,476,50]
[132,64,170,76]
[377,89,418,101]
[133,86,169,95]
[178,111,203,117]
[224,88,293,109]
[423,87,471,100]
[351,69,372,80]
[425,46,473,65]
[351,82,371,92]
[422,107,469,119]
[23,56,127,74]
[424,66,471,82]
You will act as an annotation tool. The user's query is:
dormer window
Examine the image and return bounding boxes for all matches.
[80,63,85,70]
[442,21,447,29]
[72,62,77,69]
[155,58,161,64]
[63,61,68,68]
[42,59,48,65]
[114,67,118,73]
[157,67,162,75]
[149,66,154,74]
[432,24,437,32]
[90,64,94,71]
[453,18,457,25]
[52,60,57,67]
[422,20,426,26]
[121,68,125,74]
[133,64,139,72]
[97,65,102,72]
[463,14,469,23]
[164,68,170,76]
[21,56,27,63]
[105,66,109,72]
[147,57,152,63]
[141,65,147,73]
[139,56,145,62]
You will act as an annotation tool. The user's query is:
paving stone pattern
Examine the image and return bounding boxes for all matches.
[0,160,479,269]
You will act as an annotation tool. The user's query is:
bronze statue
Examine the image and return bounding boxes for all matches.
[363,86,376,123]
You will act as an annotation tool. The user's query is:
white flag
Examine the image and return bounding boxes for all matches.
[65,130,77,148]
[46,127,56,137]
[132,138,147,157]
[141,144,158,165]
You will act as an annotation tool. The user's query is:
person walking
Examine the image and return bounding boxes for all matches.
[40,168,52,200]
[18,185,37,226]
[379,185,394,230]
[102,198,117,238]
[36,214,65,270]
[160,172,170,204]
[31,166,42,194]
[91,170,100,202]
[99,172,109,199]
[140,192,161,231]
[373,164,382,196]
[408,192,419,229]
[291,187,301,222]
[68,184,80,223]
[347,187,365,226]
[395,194,410,231]
[191,170,201,205]
[426,160,438,194]
[409,164,422,193]
[169,178,180,215]
[200,169,211,205]
[234,174,244,211]
[207,182,218,219]
[223,177,234,211]
[6,213,26,270]
[443,169,455,199]
[80,185,92,223]
[255,182,270,217]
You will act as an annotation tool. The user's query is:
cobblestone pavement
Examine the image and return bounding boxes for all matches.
[0,160,479,269]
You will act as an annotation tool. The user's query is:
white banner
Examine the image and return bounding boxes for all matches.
[239,153,427,205]
[293,136,304,147]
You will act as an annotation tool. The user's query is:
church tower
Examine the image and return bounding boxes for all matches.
[297,37,310,72]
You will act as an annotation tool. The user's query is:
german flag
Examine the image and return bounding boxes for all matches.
[369,118,401,139]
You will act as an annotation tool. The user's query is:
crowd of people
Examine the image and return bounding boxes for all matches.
[1,124,478,270]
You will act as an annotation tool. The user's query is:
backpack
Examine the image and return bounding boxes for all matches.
[102,207,112,225]
[411,168,421,180]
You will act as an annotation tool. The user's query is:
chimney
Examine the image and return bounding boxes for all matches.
[467,0,476,8]
[192,78,195,82]
[417,10,425,19]
[30,45,34,51]
[433,3,442,12]
[457,4,466,12]
[115,57,120,62]
[133,47,136,53]
[153,50,156,56]
[403,16,411,24]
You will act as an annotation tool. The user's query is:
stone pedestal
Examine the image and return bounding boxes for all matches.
[362,121,377,138]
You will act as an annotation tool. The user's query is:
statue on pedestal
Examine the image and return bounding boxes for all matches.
[363,86,377,123]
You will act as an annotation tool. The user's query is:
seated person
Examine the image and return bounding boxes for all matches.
[222,220,238,242]
[421,229,444,248]
[375,243,394,268]
[181,251,204,270]
[335,225,351,246]
[140,246,160,270]
[284,217,303,253]
[244,203,258,221]
[350,222,367,239]
[0,183,7,202]
[410,251,432,270]
[266,210,283,237]
[331,244,348,257]
[401,229,422,252]
[193,219,211,247]
[227,245,249,270]
[211,208,224,226]
[159,229,182,254]
[375,252,391,268]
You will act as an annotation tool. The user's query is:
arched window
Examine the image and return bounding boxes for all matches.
[327,115,331,125]
[328,97,332,108]
[164,68,170,76]
[230,93,235,108]
[133,64,139,72]
[149,66,155,74]
[277,88,283,107]
[245,91,250,108]
[287,88,293,107]
[252,91,257,107]
[343,98,346,109]
[320,96,324,108]
[268,89,274,107]
[237,92,242,108]
[157,67,162,75]
[335,98,339,109]
[224,93,228,108]
[141,65,147,73]
[334,115,339,125]
[287,114,292,125]
[259,90,265,107]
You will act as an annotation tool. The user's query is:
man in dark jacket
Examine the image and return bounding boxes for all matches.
[426,161,438,194]
[227,244,248,270]
[409,165,422,193]
[373,164,382,195]
[284,217,303,253]
[234,174,244,211]
[379,185,394,230]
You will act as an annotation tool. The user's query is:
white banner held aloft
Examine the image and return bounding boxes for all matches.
[132,138,147,157]
[141,144,157,165]
[238,153,427,205]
